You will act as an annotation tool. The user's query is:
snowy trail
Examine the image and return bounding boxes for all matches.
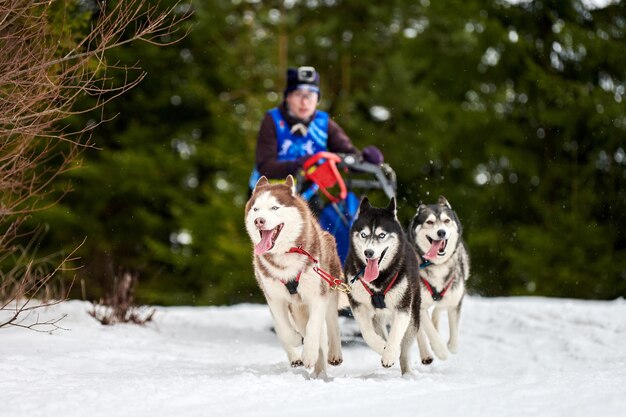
[2,297,625,417]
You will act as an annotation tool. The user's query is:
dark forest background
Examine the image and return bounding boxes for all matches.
[18,0,626,304]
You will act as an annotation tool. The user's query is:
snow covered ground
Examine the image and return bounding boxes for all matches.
[2,296,625,417]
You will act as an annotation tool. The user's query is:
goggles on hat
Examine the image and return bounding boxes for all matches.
[297,66,317,83]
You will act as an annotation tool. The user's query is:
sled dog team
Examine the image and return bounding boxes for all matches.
[244,175,470,376]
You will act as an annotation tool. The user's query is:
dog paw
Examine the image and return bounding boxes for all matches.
[291,360,304,368]
[381,348,396,368]
[286,346,302,365]
[328,356,343,366]
[421,357,433,365]
[381,358,394,368]
[448,340,458,353]
[328,345,343,365]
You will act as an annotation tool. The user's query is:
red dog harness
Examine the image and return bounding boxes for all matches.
[280,246,351,295]
[359,272,399,309]
[420,275,455,301]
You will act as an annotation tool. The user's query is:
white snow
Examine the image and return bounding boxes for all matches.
[505,0,619,9]
[2,296,626,417]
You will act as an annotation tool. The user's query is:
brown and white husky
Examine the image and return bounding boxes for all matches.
[244,175,343,376]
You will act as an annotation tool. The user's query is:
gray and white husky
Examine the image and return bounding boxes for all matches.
[344,197,420,375]
[244,176,343,376]
[408,195,470,364]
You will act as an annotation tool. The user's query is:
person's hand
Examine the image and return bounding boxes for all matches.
[362,145,384,165]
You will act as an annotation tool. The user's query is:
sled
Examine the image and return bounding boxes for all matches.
[298,151,397,265]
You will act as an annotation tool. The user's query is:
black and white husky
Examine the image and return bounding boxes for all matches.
[344,197,420,375]
[408,195,470,364]
[244,176,344,376]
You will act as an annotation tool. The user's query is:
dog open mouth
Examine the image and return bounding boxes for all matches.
[254,223,284,255]
[424,236,448,260]
[362,248,388,283]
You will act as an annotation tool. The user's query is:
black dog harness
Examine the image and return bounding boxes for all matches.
[284,273,301,295]
[358,272,399,309]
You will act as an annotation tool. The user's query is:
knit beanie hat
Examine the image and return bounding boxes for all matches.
[284,66,320,98]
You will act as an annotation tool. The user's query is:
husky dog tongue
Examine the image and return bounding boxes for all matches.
[363,258,380,283]
[254,224,284,255]
[254,230,274,255]
[424,239,445,260]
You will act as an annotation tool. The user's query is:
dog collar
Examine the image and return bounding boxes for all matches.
[350,268,364,284]
[419,259,432,269]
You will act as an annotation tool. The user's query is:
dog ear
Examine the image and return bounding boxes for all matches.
[254,176,269,193]
[416,204,427,217]
[285,175,296,195]
[355,197,371,218]
[387,197,397,219]
[438,195,451,209]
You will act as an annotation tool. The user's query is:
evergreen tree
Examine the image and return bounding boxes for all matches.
[27,0,626,304]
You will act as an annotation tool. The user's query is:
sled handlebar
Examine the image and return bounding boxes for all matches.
[300,152,396,201]
[333,153,397,200]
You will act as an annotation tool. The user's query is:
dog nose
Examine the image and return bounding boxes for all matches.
[364,249,374,259]
[437,229,446,239]
[254,217,266,228]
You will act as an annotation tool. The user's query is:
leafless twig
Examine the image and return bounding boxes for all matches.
[0,0,191,330]
[0,237,83,331]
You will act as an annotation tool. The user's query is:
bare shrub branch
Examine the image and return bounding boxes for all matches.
[89,271,156,325]
[0,234,83,331]
[0,0,191,329]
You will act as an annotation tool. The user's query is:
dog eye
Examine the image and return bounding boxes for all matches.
[271,206,279,211]
[378,233,386,239]
[360,232,368,239]
[444,219,451,224]
[426,220,434,225]
[253,208,258,212]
